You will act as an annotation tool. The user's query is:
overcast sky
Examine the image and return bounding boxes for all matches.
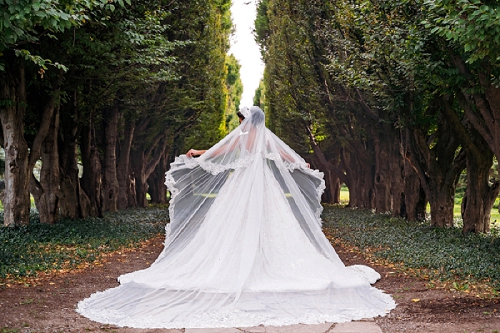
[229,0,265,109]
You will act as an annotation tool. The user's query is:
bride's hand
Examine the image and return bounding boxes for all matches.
[186,149,207,157]
[186,149,199,157]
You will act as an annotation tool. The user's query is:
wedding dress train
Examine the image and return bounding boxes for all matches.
[77,106,395,328]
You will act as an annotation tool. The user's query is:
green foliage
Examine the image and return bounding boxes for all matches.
[225,54,243,132]
[255,0,270,57]
[253,79,266,110]
[171,0,234,152]
[256,0,329,154]
[0,0,115,70]
[0,207,167,280]
[424,0,500,66]
[0,0,86,47]
[323,206,500,290]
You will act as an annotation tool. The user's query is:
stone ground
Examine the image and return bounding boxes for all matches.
[1,235,499,333]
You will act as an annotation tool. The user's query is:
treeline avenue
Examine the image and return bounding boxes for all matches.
[2,0,500,235]
[254,0,500,233]
[0,0,243,227]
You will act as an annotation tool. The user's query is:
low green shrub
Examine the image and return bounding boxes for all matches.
[322,206,500,291]
[0,207,168,280]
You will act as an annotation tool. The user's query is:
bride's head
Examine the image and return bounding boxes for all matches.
[237,106,250,123]
[249,106,264,126]
[236,106,265,151]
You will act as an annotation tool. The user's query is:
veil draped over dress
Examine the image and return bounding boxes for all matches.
[77,106,396,328]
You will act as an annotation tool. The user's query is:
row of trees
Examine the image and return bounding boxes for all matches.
[255,0,500,233]
[0,0,242,227]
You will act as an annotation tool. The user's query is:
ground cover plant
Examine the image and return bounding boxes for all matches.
[322,206,500,296]
[0,207,168,282]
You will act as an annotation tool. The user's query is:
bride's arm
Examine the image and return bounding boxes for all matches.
[186,141,234,158]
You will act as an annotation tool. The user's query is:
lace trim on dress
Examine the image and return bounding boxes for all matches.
[177,152,324,175]
[164,172,177,230]
[171,155,256,175]
[199,157,254,175]
[76,285,395,329]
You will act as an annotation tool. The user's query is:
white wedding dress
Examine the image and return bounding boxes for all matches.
[77,106,395,328]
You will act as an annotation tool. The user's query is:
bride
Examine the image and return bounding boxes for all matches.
[77,106,396,328]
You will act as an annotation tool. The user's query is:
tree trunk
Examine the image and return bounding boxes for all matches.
[80,118,103,217]
[58,95,92,219]
[0,111,30,226]
[306,123,348,203]
[373,128,391,212]
[308,147,341,205]
[101,107,119,212]
[147,169,164,204]
[406,153,456,228]
[346,154,373,209]
[310,147,344,205]
[403,161,427,221]
[131,132,169,207]
[127,172,138,208]
[427,182,456,228]
[461,143,500,233]
[148,151,168,204]
[440,95,500,233]
[27,70,63,224]
[131,149,149,207]
[451,56,500,174]
[59,139,88,219]
[116,116,135,209]
[0,58,30,226]
[344,149,374,209]
[405,109,465,228]
[30,109,60,224]
[390,133,406,217]
[322,170,340,204]
[342,150,360,208]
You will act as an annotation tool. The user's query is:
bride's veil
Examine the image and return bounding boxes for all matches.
[163,106,334,261]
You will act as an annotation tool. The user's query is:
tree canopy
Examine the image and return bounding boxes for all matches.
[0,0,240,226]
[255,0,500,233]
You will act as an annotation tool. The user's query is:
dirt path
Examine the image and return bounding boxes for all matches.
[1,236,499,333]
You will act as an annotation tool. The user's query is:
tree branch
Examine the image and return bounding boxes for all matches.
[28,70,63,170]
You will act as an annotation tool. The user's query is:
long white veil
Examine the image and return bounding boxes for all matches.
[77,106,395,328]
[164,106,330,259]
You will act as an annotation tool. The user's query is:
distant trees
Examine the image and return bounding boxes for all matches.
[255,0,500,233]
[0,0,240,226]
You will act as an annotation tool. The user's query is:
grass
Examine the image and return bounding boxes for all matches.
[339,188,349,205]
[0,207,168,282]
[322,205,500,295]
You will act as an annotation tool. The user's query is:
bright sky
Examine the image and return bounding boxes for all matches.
[229,0,265,109]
